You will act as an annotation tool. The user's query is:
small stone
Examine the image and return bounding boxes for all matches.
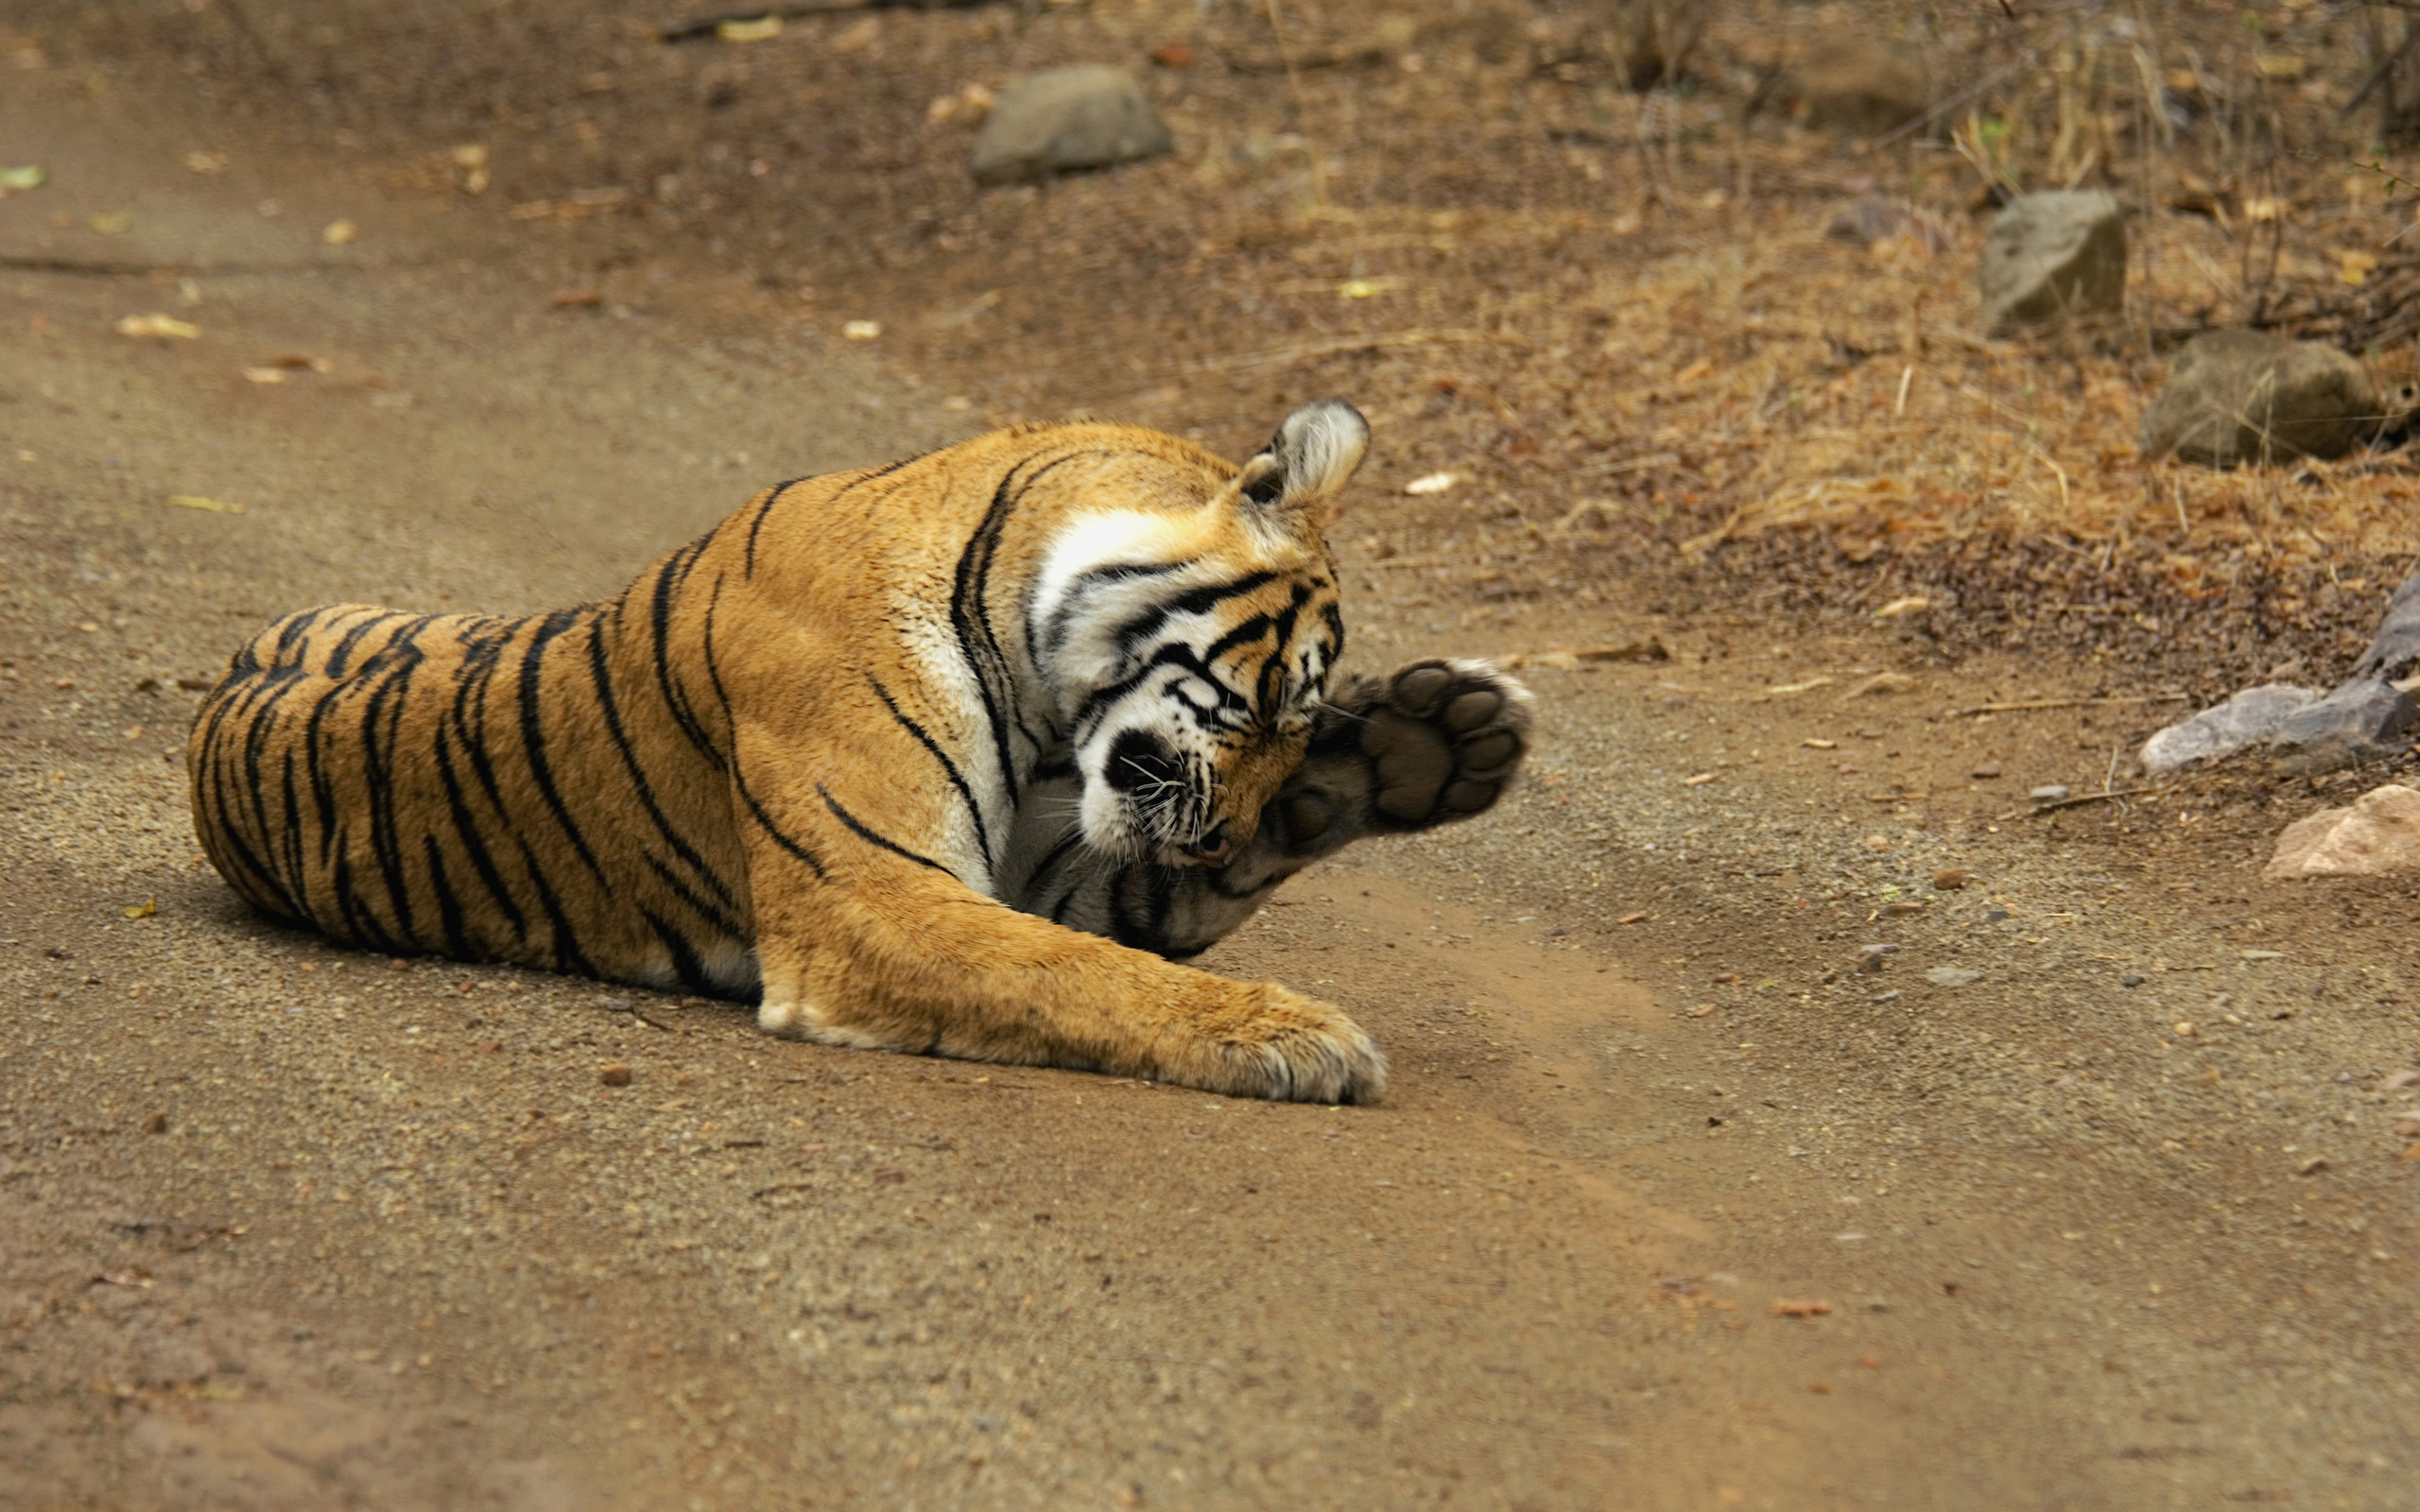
[2296,1155,2330,1176]
[2138,329,2377,466]
[1968,765,2001,780]
[142,1112,168,1135]
[2264,783,2420,879]
[2394,1112,2420,1139]
[599,1063,633,1087]
[970,66,1173,186]
[2382,1069,2420,1091]
[1863,834,1893,850]
[1979,191,2126,335]
[2121,974,2146,988]
[1924,965,1983,988]
[1931,868,1970,890]
[2030,784,2070,803]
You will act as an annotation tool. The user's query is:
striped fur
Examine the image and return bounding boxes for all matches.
[189,402,1530,1102]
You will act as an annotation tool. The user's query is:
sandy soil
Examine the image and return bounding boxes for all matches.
[4,18,2418,1512]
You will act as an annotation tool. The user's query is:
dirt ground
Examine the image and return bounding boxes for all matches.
[6,7,2420,1510]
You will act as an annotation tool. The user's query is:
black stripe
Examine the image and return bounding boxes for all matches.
[644,910,717,995]
[865,672,992,866]
[1024,826,1087,893]
[430,719,530,942]
[588,605,742,913]
[741,480,798,579]
[514,608,611,887]
[424,834,471,959]
[648,535,723,761]
[698,576,826,882]
[949,451,1097,804]
[1034,559,1192,665]
[819,785,957,879]
[735,770,830,881]
[1108,571,1280,658]
[514,836,596,977]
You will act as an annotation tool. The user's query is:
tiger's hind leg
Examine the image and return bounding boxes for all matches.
[1045,659,1533,959]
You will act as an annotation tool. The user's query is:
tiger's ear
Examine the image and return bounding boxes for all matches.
[1231,399,1369,532]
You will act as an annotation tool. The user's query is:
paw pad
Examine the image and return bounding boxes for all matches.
[1359,661,1531,830]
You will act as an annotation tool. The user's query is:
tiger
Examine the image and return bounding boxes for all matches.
[187,400,1531,1103]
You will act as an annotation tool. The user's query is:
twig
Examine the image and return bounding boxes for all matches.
[0,256,343,277]
[1996,783,2170,820]
[1949,695,2189,716]
[661,0,991,43]
[1186,329,1523,372]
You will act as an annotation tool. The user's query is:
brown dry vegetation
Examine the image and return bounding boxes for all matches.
[35,0,2420,684]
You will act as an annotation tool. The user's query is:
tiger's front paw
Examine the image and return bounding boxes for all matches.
[1163,985,1388,1105]
[1355,658,1532,830]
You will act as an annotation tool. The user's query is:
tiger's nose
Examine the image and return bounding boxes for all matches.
[1181,822,1232,868]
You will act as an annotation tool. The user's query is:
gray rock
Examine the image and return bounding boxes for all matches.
[2270,679,2420,772]
[1924,966,1983,988]
[1792,40,1932,136]
[2349,565,2420,683]
[2137,330,2378,466]
[2139,683,2319,773]
[971,66,1173,187]
[1979,191,2125,335]
[2029,784,2070,803]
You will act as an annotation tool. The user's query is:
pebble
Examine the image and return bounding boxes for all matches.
[2030,784,2070,803]
[1924,966,1983,988]
[2121,974,2146,988]
[2296,1155,2330,1176]
[1969,765,2001,780]
[2394,1112,2420,1139]
[599,1063,633,1087]
[2381,1069,2420,1091]
[1931,868,1970,890]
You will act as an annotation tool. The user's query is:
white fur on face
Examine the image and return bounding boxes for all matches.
[1028,509,1332,862]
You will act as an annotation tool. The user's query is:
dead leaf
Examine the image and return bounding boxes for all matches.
[0,163,45,197]
[89,211,132,234]
[182,151,230,175]
[123,898,157,919]
[1772,1298,1832,1318]
[1764,676,1835,696]
[116,314,199,339]
[1404,471,1461,495]
[167,495,243,514]
[240,367,286,385]
[551,288,604,310]
[320,219,357,245]
[1873,594,1930,618]
[843,320,882,340]
[717,15,782,43]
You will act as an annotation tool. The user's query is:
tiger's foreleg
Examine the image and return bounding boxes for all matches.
[1032,659,1532,959]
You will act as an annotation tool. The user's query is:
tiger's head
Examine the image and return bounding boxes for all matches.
[1036,400,1368,868]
